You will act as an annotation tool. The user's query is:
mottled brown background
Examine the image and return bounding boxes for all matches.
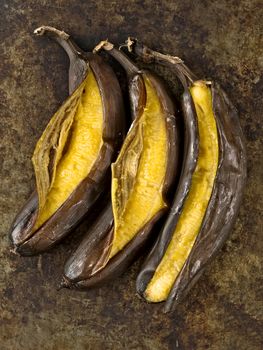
[0,1,262,349]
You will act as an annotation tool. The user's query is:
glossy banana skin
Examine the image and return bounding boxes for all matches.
[132,41,247,312]
[10,27,125,255]
[62,59,180,289]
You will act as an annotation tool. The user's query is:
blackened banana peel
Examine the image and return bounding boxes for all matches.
[132,41,247,312]
[10,27,125,255]
[62,42,180,289]
[164,83,247,312]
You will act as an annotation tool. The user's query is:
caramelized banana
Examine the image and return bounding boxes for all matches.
[132,41,247,312]
[10,27,124,255]
[62,41,180,288]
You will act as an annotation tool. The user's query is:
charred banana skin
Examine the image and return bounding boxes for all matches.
[10,27,125,255]
[63,204,163,289]
[62,49,180,289]
[132,41,247,312]
[165,84,247,312]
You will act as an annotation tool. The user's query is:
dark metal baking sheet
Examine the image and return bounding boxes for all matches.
[0,1,262,349]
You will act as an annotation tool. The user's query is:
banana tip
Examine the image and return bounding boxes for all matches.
[33,25,69,40]
[93,40,113,53]
[10,247,19,256]
[34,26,46,36]
[57,277,71,291]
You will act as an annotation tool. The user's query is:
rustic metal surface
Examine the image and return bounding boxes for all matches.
[0,1,262,349]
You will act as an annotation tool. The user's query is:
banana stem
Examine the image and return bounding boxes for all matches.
[93,40,140,77]
[34,25,86,61]
[127,38,198,87]
[34,25,88,94]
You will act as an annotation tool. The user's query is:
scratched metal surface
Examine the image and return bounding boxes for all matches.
[0,1,262,349]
